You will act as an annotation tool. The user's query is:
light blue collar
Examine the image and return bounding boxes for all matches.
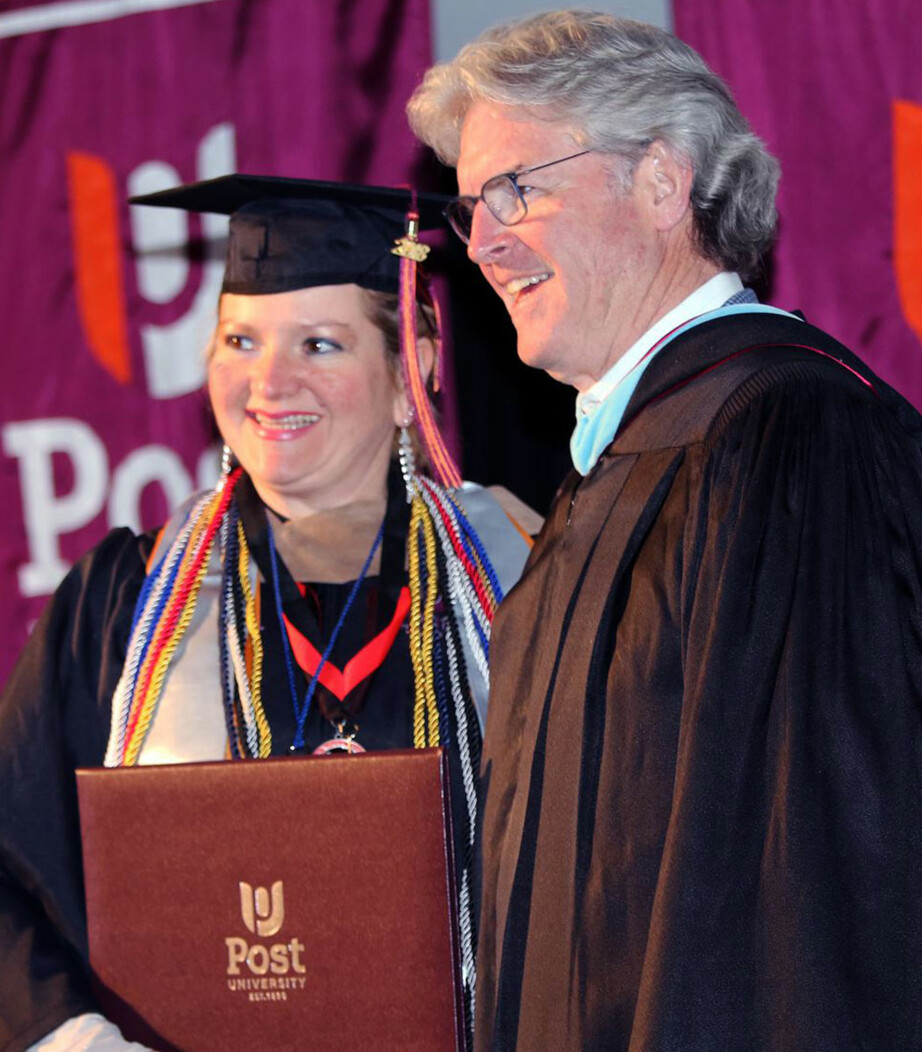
[569,303,801,475]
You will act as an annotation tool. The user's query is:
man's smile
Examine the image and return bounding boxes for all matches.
[504,272,553,296]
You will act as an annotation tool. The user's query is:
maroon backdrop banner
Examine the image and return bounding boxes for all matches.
[0,0,434,686]
[673,0,922,406]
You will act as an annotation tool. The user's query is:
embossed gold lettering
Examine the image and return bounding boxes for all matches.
[288,937,307,975]
[246,945,270,975]
[225,936,248,975]
[269,944,288,974]
[225,936,308,977]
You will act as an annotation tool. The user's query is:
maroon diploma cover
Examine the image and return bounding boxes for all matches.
[76,748,464,1051]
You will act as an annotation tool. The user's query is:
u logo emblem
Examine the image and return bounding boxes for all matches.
[65,122,236,397]
[239,880,285,938]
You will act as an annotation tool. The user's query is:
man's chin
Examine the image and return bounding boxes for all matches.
[514,333,553,371]
[515,336,574,385]
[516,352,554,379]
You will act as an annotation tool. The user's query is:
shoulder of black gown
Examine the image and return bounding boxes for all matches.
[616,311,922,454]
[0,526,154,1049]
[633,351,922,1048]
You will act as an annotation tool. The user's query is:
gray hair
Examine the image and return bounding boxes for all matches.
[407,10,779,278]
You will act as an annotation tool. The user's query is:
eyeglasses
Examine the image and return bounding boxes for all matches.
[444,149,591,244]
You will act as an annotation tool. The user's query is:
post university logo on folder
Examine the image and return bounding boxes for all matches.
[240,880,285,937]
[227,880,309,1003]
[76,751,465,1051]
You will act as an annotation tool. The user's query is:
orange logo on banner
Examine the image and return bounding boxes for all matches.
[66,151,132,385]
[894,100,922,345]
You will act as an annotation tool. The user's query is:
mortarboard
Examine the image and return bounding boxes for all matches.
[130,174,461,488]
[129,174,450,297]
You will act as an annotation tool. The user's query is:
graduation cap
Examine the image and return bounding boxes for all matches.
[130,174,461,488]
[129,174,450,296]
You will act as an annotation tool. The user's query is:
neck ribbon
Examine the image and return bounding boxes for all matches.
[267,520,385,752]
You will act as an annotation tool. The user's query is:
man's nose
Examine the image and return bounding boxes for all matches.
[466,202,513,266]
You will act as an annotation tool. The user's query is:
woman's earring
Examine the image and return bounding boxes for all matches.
[398,416,416,501]
[221,443,237,477]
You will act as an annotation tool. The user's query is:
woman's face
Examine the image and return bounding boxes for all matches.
[209,283,407,517]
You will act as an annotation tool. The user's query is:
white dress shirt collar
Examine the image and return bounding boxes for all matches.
[575,272,744,418]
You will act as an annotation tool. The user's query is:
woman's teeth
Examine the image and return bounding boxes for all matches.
[253,412,320,430]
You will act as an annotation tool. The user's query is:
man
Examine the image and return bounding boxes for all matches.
[408,11,922,1051]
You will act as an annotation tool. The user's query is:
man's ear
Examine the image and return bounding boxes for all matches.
[637,139,694,232]
[392,335,436,427]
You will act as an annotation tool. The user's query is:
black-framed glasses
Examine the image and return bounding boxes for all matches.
[444,149,591,244]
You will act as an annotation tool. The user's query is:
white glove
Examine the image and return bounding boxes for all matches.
[27,1013,155,1052]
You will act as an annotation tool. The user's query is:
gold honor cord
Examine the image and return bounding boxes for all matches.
[237,520,271,758]
[408,496,441,747]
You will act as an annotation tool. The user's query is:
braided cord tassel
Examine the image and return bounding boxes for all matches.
[407,506,426,745]
[218,508,242,757]
[225,524,259,759]
[225,507,249,753]
[123,508,215,749]
[397,252,461,490]
[440,604,479,832]
[105,498,210,766]
[110,519,211,765]
[124,519,222,765]
[418,478,506,691]
[421,478,500,614]
[408,496,441,746]
[418,485,492,681]
[424,475,504,599]
[112,471,241,766]
[437,563,479,1046]
[237,520,271,757]
[459,868,476,1037]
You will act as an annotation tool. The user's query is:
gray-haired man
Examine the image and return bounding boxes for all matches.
[409,11,922,1050]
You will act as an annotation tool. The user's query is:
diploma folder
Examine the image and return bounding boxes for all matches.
[76,748,464,1052]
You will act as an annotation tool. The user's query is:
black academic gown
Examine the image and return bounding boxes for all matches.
[0,474,480,1051]
[476,313,922,1052]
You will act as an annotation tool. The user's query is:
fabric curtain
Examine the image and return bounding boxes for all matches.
[0,0,433,685]
[672,0,922,402]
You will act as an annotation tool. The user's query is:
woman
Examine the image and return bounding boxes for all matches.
[0,177,531,1051]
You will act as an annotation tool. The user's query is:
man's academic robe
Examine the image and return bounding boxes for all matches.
[476,312,922,1051]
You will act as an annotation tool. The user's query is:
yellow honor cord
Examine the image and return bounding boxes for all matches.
[408,496,441,747]
[237,521,271,757]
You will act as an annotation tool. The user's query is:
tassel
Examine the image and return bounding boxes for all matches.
[392,205,462,489]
